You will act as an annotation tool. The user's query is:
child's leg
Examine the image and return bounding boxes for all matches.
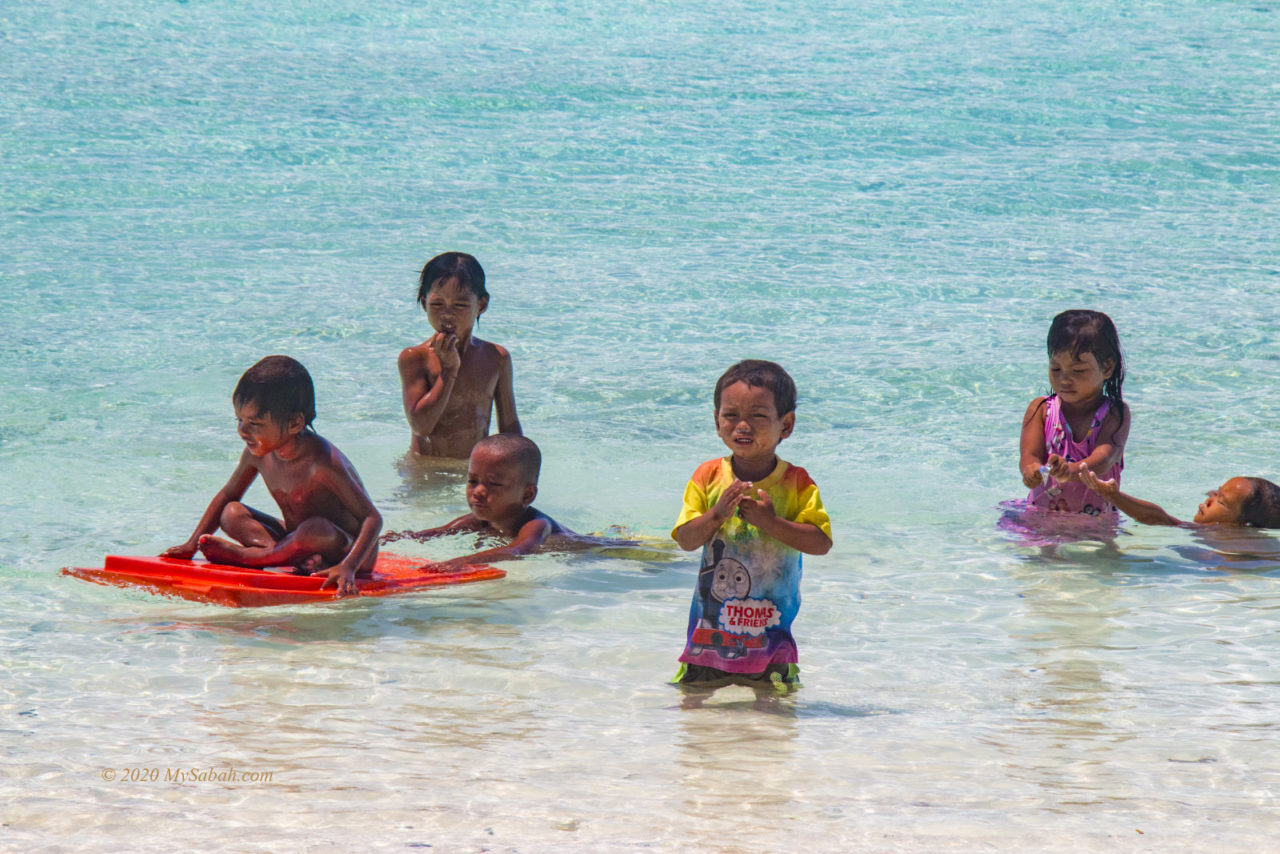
[200,516,353,570]
[219,502,287,548]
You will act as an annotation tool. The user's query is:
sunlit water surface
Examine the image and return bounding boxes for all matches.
[3,0,1279,850]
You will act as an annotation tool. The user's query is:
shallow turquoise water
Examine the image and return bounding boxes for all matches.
[3,1,1280,850]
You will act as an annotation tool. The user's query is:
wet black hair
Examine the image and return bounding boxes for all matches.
[473,433,541,484]
[417,252,487,307]
[713,359,798,416]
[1047,309,1125,409]
[233,355,316,428]
[1240,478,1280,528]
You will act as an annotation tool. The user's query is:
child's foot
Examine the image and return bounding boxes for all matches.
[296,554,327,575]
[198,535,248,565]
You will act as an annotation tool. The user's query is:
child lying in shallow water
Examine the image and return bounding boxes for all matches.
[381,434,638,569]
[1080,467,1280,528]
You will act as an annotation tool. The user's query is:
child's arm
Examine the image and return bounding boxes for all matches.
[737,489,833,555]
[1019,397,1049,488]
[1079,466,1184,527]
[1049,403,1130,482]
[674,480,754,551]
[438,515,553,570]
[398,334,462,442]
[493,345,521,435]
[379,514,478,544]
[313,462,383,597]
[162,459,258,559]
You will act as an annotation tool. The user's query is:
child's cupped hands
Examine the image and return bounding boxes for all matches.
[736,489,776,527]
[712,480,754,521]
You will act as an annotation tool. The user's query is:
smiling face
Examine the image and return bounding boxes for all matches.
[465,445,536,528]
[1048,349,1114,409]
[234,401,302,458]
[1194,477,1254,525]
[715,381,794,480]
[423,276,488,342]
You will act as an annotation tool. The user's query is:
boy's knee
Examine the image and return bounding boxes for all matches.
[219,502,252,527]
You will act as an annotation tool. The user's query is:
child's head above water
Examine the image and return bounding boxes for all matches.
[714,359,797,417]
[713,360,798,479]
[417,252,488,338]
[466,434,542,524]
[472,433,541,483]
[418,251,487,304]
[1046,309,1125,407]
[233,355,316,429]
[1195,477,1280,527]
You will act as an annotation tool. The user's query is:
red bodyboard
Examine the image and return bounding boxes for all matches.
[62,553,505,607]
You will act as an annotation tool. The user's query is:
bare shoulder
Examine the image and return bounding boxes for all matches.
[1100,400,1131,436]
[469,336,510,367]
[445,513,484,531]
[308,433,361,478]
[398,342,430,369]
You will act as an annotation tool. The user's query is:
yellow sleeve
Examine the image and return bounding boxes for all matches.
[671,475,710,540]
[792,481,832,542]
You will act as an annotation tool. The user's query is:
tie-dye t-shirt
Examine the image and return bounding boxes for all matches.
[672,457,831,674]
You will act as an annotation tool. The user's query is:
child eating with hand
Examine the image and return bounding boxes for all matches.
[398,252,521,459]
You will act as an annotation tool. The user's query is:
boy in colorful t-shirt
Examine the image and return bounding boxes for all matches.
[672,360,832,692]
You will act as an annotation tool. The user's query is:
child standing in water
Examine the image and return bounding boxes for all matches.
[672,360,832,692]
[398,252,521,458]
[1019,309,1130,515]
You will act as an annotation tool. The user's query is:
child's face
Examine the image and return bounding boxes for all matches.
[715,381,794,471]
[1048,349,1113,407]
[234,402,301,457]
[466,445,535,525]
[423,277,487,341]
[1194,477,1253,525]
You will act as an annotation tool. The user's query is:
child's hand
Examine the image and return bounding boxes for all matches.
[1021,462,1045,488]
[435,556,475,573]
[318,564,360,597]
[737,488,776,527]
[162,541,198,560]
[1078,466,1118,497]
[711,480,753,522]
[1046,454,1076,482]
[427,332,462,378]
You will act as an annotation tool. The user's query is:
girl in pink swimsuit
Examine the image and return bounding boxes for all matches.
[1019,310,1130,515]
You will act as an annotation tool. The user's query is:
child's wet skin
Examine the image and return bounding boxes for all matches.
[715,381,794,482]
[1194,478,1252,524]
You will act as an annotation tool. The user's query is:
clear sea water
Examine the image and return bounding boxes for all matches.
[4,0,1280,850]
